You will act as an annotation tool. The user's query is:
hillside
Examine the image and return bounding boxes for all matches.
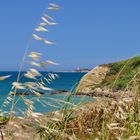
[76,56,140,95]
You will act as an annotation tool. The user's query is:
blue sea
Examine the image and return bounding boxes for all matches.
[0,72,94,116]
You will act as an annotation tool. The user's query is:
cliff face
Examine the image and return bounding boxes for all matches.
[76,65,110,93]
[76,56,140,96]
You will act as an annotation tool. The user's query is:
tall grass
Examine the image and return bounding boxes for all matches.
[2,2,61,116]
[36,85,140,139]
[0,1,140,140]
[33,58,140,140]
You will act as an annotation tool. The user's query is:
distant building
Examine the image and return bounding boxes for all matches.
[74,67,91,72]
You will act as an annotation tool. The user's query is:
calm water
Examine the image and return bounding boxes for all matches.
[0,72,94,116]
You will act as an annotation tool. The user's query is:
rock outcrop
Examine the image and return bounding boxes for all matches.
[76,65,110,94]
[51,90,68,95]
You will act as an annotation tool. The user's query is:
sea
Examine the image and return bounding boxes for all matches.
[0,72,94,116]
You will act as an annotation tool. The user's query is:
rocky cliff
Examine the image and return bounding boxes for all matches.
[76,65,110,93]
[76,56,140,97]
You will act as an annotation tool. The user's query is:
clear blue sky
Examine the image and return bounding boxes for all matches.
[0,0,140,71]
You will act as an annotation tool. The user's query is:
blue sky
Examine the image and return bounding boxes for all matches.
[0,0,140,71]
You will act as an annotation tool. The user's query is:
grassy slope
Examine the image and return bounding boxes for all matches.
[101,56,140,91]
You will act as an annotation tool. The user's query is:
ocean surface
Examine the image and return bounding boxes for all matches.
[0,72,94,116]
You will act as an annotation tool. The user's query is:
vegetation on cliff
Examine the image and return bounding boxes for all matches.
[77,56,140,94]
[101,56,140,91]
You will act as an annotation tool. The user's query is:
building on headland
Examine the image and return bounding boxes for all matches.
[73,67,91,72]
